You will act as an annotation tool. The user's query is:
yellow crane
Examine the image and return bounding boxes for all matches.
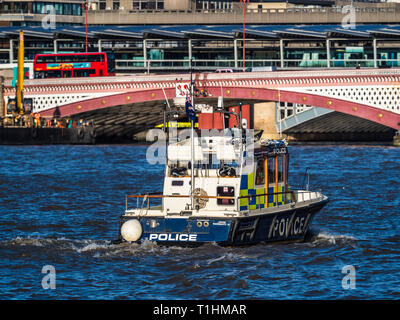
[16,30,24,115]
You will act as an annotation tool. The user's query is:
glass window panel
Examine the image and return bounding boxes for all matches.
[54,3,63,14]
[278,155,284,183]
[148,1,156,9]
[255,158,265,185]
[64,3,72,15]
[268,157,275,184]
[132,2,140,10]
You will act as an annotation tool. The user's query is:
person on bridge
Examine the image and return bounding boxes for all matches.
[34,113,41,128]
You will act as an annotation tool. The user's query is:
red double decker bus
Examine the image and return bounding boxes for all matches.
[33,52,115,79]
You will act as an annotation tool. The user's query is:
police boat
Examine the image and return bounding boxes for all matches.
[116,105,329,246]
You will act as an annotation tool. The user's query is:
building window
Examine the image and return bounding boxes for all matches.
[196,1,232,11]
[72,3,82,15]
[54,3,63,15]
[64,3,72,15]
[132,0,164,10]
[132,1,140,10]
[99,1,106,10]
[113,1,120,10]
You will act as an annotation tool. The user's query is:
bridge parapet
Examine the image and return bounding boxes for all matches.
[2,69,400,131]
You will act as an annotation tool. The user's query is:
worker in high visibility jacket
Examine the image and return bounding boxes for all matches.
[34,113,41,128]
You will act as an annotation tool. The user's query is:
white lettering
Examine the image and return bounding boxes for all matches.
[158,234,168,241]
[149,234,158,240]
[342,265,356,289]
[41,5,56,30]
[148,233,197,241]
[294,218,299,234]
[189,234,197,241]
[299,217,305,234]
[168,233,177,241]
[278,219,285,236]
[179,234,188,241]
[272,219,279,237]
[41,265,56,290]
[153,304,187,318]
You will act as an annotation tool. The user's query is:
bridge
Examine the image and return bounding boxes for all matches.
[3,68,400,142]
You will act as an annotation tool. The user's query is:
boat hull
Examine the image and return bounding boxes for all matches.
[117,197,328,246]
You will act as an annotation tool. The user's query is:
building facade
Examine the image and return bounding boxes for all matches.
[2,24,400,72]
[2,0,400,27]
[1,0,400,72]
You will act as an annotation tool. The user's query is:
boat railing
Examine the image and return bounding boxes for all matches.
[294,189,324,203]
[125,189,323,212]
[125,193,235,211]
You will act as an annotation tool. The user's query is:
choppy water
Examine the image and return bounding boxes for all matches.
[0,144,399,299]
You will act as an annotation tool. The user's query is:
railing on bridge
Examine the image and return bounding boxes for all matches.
[3,58,400,73]
[115,59,400,71]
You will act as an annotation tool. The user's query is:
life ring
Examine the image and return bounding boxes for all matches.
[193,188,208,209]
[218,165,236,177]
[170,167,187,177]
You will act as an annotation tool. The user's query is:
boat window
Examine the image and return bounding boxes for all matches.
[268,156,276,184]
[255,158,265,185]
[171,180,184,186]
[278,154,285,183]
[217,186,235,205]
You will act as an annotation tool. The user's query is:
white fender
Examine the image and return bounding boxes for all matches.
[121,219,142,242]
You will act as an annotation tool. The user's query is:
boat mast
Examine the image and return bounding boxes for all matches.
[190,57,195,210]
[16,30,24,115]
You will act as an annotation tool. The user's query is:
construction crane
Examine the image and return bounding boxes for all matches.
[16,30,24,115]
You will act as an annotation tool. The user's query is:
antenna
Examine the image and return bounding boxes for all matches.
[278,89,282,139]
[190,57,195,210]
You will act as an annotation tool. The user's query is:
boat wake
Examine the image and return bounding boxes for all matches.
[305,229,357,246]
[0,236,195,258]
[1,229,358,261]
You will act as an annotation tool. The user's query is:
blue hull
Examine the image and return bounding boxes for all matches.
[118,199,328,246]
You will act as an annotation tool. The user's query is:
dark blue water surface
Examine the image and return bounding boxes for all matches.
[0,144,399,299]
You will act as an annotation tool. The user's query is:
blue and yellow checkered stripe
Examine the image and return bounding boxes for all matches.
[239,174,285,211]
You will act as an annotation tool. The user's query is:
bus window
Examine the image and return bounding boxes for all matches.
[44,56,55,63]
[73,69,96,77]
[106,52,115,74]
[62,70,72,78]
[45,70,61,78]
[34,71,45,79]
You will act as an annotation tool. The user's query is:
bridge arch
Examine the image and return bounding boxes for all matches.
[40,85,400,130]
[205,86,400,130]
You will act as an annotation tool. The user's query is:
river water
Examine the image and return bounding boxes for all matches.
[0,144,399,299]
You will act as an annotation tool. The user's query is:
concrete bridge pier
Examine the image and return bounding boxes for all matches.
[0,76,4,119]
[253,102,284,140]
[394,131,400,147]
